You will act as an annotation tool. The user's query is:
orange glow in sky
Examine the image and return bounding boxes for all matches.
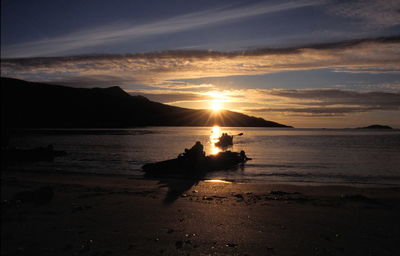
[211,100,222,111]
[207,91,228,111]
[204,179,232,183]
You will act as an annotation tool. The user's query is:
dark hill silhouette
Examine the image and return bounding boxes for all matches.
[356,125,393,130]
[1,77,291,129]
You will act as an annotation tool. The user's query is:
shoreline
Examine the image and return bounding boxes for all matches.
[2,170,400,255]
[3,168,400,188]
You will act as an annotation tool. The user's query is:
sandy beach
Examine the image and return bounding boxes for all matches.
[2,170,400,256]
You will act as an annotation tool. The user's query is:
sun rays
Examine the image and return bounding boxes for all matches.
[211,100,222,112]
[206,90,229,113]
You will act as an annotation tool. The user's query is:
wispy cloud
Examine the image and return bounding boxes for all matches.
[245,106,385,116]
[1,0,326,58]
[332,67,400,74]
[2,36,399,88]
[335,82,400,91]
[149,83,214,90]
[40,74,139,87]
[243,88,400,116]
[330,0,400,29]
[122,86,400,116]
[125,89,209,104]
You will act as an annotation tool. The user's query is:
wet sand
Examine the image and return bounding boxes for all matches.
[2,171,400,256]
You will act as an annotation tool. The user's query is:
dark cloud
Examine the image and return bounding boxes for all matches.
[266,89,400,107]
[42,75,138,87]
[127,91,207,103]
[1,36,399,87]
[330,0,400,29]
[245,106,390,116]
[245,88,400,116]
[2,36,399,63]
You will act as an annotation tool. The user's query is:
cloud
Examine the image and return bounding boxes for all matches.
[43,74,139,87]
[265,88,400,104]
[1,0,326,58]
[126,89,209,104]
[2,36,399,88]
[122,86,400,116]
[243,88,400,116]
[332,67,400,74]
[152,83,214,89]
[244,107,381,116]
[330,0,400,29]
[334,82,400,91]
[125,88,237,104]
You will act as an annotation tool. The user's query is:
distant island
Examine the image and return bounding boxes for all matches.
[1,77,291,129]
[356,125,393,130]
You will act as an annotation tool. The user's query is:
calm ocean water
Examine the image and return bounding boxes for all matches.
[7,127,400,186]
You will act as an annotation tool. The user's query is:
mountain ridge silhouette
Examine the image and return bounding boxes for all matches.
[1,77,291,128]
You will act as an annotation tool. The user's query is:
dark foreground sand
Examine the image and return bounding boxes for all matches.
[2,171,400,256]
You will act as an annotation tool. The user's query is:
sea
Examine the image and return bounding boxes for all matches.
[6,127,400,186]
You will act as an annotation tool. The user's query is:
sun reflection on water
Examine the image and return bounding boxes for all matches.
[210,125,221,155]
[204,179,232,183]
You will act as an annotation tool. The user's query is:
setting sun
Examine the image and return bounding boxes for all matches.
[211,100,222,111]
[207,91,228,111]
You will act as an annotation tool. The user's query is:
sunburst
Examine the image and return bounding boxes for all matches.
[211,100,222,111]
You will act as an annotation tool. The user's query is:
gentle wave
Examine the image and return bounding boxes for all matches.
[6,127,400,186]
[11,129,157,136]
[247,172,400,181]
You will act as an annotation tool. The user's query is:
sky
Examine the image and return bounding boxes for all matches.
[1,0,400,128]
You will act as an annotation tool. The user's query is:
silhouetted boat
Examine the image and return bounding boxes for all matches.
[1,145,67,162]
[142,142,251,177]
[215,133,233,148]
